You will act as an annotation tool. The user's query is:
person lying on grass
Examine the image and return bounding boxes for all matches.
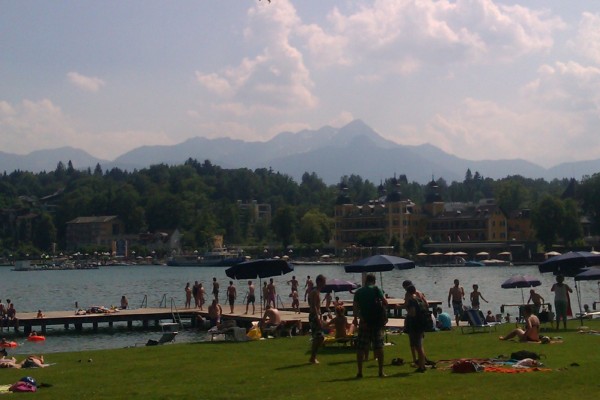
[499,305,540,342]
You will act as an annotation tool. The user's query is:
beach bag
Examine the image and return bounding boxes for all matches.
[9,381,37,392]
[510,350,541,360]
[372,289,388,328]
[451,360,483,373]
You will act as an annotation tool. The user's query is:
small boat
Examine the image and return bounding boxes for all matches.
[464,260,485,267]
[27,335,46,342]
[167,248,245,267]
[0,341,18,348]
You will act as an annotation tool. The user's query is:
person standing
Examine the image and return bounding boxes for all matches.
[192,281,200,308]
[184,282,192,308]
[353,273,387,378]
[469,284,488,310]
[448,279,465,327]
[198,283,206,310]
[245,280,255,315]
[287,275,299,295]
[551,275,573,330]
[212,277,220,303]
[308,274,326,364]
[262,281,269,309]
[304,276,314,302]
[227,281,237,314]
[405,284,428,372]
[267,278,277,308]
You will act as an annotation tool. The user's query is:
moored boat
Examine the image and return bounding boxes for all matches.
[167,248,245,267]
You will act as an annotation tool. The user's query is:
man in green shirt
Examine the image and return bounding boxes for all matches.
[353,273,387,378]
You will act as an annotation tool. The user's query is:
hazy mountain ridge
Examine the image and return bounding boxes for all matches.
[1,120,598,184]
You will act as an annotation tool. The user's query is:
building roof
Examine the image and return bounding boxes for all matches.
[67,216,119,224]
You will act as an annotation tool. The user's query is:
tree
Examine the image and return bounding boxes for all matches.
[297,209,332,245]
[532,195,565,250]
[32,213,57,251]
[271,206,296,248]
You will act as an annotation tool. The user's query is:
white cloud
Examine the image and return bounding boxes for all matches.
[67,72,106,92]
[195,0,317,115]
[0,99,173,159]
[409,59,600,167]
[572,12,600,65]
[299,0,565,70]
[328,111,355,128]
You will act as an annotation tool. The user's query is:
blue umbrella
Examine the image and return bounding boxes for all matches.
[344,254,415,293]
[501,274,542,303]
[225,259,294,314]
[538,251,600,276]
[574,267,600,281]
[225,258,293,279]
[320,278,359,293]
[344,254,415,273]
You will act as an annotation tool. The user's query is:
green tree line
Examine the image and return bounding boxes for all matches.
[1,160,599,257]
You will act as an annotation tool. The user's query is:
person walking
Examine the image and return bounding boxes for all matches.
[469,284,488,310]
[448,279,465,327]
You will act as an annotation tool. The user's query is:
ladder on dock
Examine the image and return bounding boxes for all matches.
[170,297,183,329]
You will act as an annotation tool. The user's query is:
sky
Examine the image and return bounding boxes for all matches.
[1,0,599,168]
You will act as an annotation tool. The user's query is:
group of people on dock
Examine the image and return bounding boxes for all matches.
[0,299,18,331]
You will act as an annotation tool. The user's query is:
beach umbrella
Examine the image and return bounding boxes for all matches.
[225,259,294,315]
[538,251,600,276]
[574,268,600,317]
[539,252,600,319]
[501,274,541,303]
[574,267,600,281]
[344,254,415,273]
[344,254,415,293]
[320,278,359,293]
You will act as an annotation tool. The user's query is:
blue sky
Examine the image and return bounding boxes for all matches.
[1,0,599,167]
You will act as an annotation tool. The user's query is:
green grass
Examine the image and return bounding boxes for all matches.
[2,320,600,399]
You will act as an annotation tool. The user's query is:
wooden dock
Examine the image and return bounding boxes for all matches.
[10,299,430,336]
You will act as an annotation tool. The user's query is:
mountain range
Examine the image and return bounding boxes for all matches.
[2,119,600,184]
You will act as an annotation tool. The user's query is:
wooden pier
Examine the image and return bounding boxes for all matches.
[9,298,440,336]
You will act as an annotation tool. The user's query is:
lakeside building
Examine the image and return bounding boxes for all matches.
[65,215,126,251]
[334,179,536,259]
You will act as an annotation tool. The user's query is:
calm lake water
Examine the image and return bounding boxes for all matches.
[1,263,598,354]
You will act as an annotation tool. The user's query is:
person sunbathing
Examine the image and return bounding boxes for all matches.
[499,305,540,342]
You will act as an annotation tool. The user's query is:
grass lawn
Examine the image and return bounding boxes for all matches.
[2,319,599,399]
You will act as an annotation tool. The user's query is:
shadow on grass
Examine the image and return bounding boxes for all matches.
[323,371,413,382]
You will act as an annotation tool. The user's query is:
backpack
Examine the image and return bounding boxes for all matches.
[371,289,388,328]
[414,297,434,332]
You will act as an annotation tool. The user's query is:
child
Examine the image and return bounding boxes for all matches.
[470,284,488,310]
[291,290,300,313]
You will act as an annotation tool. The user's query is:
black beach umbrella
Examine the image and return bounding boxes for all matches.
[574,267,600,316]
[226,258,294,315]
[539,251,600,317]
[320,278,359,294]
[501,274,542,303]
[344,254,415,293]
[538,251,600,276]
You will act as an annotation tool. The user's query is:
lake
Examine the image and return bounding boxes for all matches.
[1,263,597,354]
